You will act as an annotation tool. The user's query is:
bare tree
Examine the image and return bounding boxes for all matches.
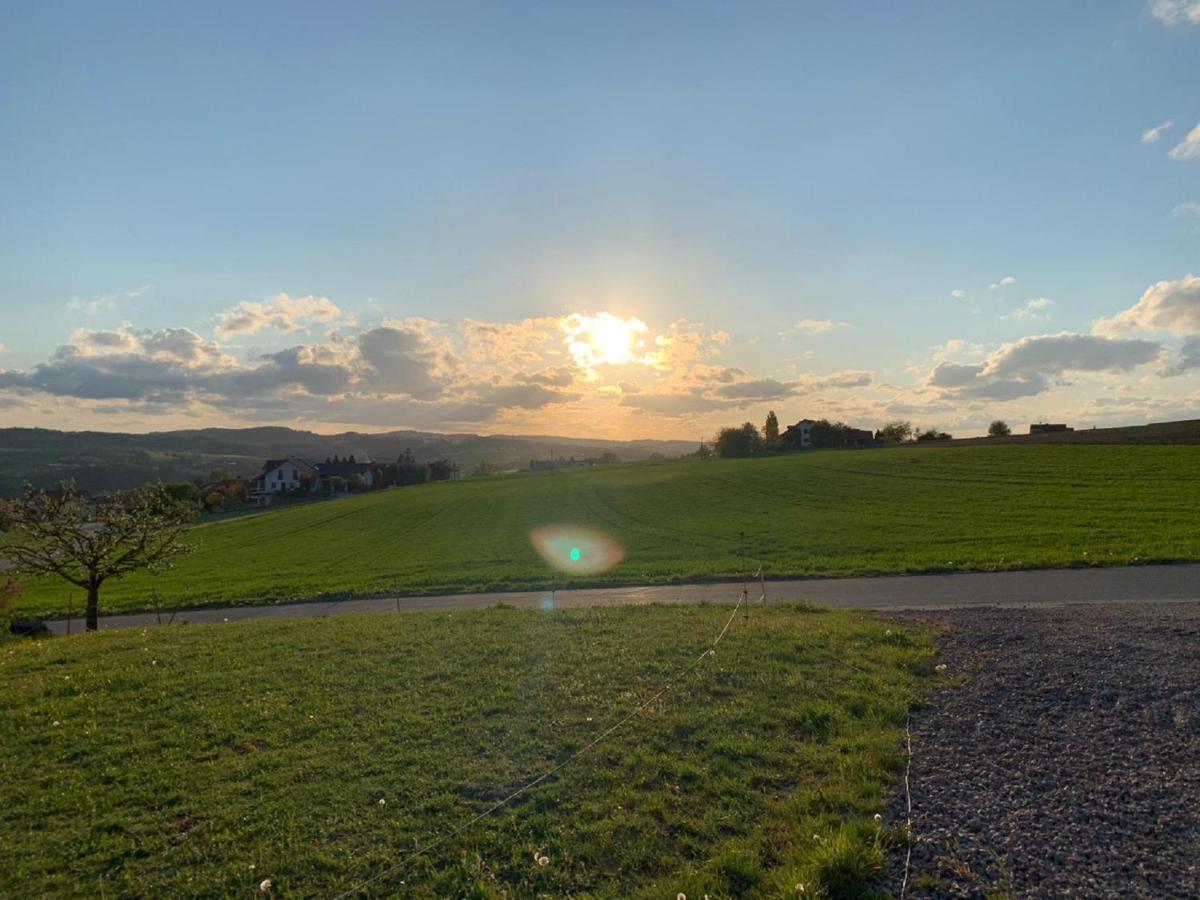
[1,482,195,631]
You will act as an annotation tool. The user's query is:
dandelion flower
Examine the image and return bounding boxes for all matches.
[259,879,272,892]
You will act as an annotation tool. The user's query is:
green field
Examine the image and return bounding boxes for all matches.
[0,604,933,897]
[11,444,1200,619]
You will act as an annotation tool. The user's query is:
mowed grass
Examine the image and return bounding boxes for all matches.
[0,604,934,898]
[13,443,1200,618]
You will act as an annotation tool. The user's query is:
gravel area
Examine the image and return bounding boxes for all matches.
[882,602,1200,899]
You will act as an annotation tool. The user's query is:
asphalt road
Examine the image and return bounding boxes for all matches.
[41,563,1200,635]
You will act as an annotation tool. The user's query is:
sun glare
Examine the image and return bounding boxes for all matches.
[563,312,648,369]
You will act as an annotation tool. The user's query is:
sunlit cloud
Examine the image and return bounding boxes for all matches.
[1167,122,1200,161]
[1150,0,1200,27]
[1141,120,1175,143]
[779,319,847,337]
[214,293,350,338]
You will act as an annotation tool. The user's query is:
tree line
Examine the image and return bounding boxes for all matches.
[703,412,1013,458]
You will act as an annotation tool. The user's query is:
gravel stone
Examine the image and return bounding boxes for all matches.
[882,602,1200,899]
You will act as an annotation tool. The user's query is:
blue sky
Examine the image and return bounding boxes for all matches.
[1,1,1198,438]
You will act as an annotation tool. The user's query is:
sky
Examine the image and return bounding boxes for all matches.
[1,0,1198,440]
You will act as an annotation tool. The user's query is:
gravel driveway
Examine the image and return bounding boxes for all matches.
[882,602,1199,899]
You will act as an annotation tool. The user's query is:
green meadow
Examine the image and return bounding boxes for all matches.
[0,604,934,898]
[11,444,1200,618]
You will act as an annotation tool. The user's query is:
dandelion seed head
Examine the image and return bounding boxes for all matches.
[259,879,272,892]
[874,813,883,823]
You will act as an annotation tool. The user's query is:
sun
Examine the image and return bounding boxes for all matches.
[563,312,648,369]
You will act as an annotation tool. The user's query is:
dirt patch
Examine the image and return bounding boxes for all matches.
[882,603,1200,898]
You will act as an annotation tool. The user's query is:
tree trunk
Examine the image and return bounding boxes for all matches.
[86,584,99,632]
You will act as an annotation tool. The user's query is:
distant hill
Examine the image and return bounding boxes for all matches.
[0,426,698,496]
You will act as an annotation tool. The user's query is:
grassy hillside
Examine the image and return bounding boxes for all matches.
[11,443,1200,618]
[0,604,934,897]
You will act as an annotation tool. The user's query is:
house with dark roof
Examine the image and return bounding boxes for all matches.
[251,456,375,500]
[253,458,319,496]
[316,459,374,489]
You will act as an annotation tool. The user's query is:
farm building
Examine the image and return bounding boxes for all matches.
[782,419,875,450]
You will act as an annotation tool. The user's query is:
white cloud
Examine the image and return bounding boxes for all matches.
[1141,120,1175,143]
[214,293,349,338]
[779,319,848,337]
[1007,297,1053,321]
[1150,0,1200,26]
[988,276,1016,290]
[1168,123,1200,162]
[66,286,149,315]
[1094,274,1200,336]
[950,289,966,300]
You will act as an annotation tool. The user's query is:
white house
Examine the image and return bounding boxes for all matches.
[253,458,320,495]
[785,418,817,448]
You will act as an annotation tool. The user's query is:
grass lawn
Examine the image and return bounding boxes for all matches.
[10,443,1200,618]
[0,604,934,898]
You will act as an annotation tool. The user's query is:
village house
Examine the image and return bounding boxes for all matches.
[782,418,875,450]
[251,456,374,501]
[253,458,319,496]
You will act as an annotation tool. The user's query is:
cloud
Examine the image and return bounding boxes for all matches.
[950,289,966,300]
[475,382,580,409]
[1141,120,1175,143]
[1162,336,1200,376]
[214,293,348,338]
[780,319,847,337]
[1007,297,1053,321]
[619,392,731,417]
[1168,123,1200,161]
[713,377,797,401]
[515,366,576,388]
[356,319,457,399]
[988,276,1017,290]
[1150,0,1200,26]
[66,286,149,315]
[1094,274,1200,336]
[806,370,873,390]
[1172,201,1200,218]
[925,333,1162,399]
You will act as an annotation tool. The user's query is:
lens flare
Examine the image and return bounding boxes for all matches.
[530,524,626,575]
